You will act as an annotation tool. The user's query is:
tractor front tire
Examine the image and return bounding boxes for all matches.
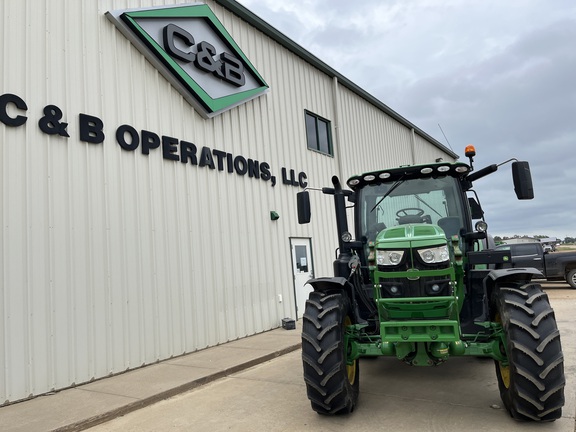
[494,283,565,421]
[301,292,359,415]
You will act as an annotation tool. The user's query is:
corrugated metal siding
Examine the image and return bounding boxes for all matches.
[1,0,453,404]
[336,85,414,178]
[335,83,456,179]
[412,132,454,164]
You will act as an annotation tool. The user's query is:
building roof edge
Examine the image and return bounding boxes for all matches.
[213,0,459,159]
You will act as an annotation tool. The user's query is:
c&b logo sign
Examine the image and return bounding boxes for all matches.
[106,4,269,118]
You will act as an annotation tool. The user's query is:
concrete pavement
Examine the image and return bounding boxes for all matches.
[0,324,302,432]
[83,285,576,432]
[1,284,574,432]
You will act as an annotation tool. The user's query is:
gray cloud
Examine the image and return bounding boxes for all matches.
[239,0,576,238]
[391,19,576,238]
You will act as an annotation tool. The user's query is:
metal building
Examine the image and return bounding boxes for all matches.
[0,0,457,404]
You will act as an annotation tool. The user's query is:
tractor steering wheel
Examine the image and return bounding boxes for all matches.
[396,208,425,218]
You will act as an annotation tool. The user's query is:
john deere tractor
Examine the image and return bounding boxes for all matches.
[296,146,565,421]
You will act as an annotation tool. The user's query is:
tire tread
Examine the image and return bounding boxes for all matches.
[495,283,565,421]
[301,292,359,415]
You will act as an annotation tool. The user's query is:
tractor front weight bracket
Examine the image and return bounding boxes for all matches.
[346,321,508,364]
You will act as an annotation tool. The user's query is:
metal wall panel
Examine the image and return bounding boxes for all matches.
[412,133,455,164]
[0,0,454,404]
[335,84,455,179]
[336,84,413,178]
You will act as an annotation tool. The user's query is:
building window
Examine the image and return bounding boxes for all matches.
[305,110,333,156]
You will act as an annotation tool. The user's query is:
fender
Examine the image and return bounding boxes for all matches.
[307,276,351,293]
[306,277,368,324]
[484,267,543,291]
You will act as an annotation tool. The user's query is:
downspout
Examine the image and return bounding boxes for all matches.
[410,128,416,164]
[332,76,344,179]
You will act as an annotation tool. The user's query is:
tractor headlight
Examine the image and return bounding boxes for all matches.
[417,245,450,264]
[376,250,405,266]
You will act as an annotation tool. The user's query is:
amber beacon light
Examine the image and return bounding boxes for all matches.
[464,145,476,158]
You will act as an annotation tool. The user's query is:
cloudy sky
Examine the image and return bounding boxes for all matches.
[237,0,576,240]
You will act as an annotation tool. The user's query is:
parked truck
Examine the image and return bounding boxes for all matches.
[296,146,565,421]
[495,242,576,288]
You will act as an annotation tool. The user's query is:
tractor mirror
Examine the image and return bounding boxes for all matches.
[512,161,534,200]
[468,197,484,219]
[297,191,311,224]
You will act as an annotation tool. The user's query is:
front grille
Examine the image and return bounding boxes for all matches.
[376,248,452,298]
[380,278,451,298]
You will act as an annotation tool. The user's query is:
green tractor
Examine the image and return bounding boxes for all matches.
[296,146,565,421]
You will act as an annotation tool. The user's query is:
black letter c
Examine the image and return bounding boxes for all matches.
[163,24,195,63]
[298,172,308,188]
[0,93,28,127]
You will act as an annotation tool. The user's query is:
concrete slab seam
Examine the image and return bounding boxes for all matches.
[49,343,302,432]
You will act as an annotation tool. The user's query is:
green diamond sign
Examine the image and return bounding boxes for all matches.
[106,4,268,118]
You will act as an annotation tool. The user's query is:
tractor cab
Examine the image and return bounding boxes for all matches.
[349,162,472,246]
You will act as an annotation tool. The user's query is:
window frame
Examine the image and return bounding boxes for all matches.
[304,110,333,156]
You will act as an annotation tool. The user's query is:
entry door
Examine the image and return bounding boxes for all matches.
[290,238,314,320]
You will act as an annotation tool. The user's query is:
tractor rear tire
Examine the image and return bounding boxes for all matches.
[494,283,565,421]
[301,291,359,415]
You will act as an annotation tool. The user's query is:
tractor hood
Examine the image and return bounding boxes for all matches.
[376,224,447,249]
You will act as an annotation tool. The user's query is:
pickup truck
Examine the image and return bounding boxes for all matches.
[494,242,576,288]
